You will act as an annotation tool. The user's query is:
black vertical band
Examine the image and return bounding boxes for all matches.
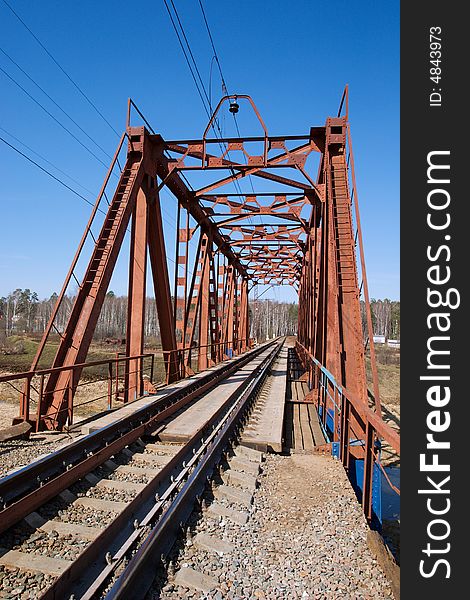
[401,3,466,597]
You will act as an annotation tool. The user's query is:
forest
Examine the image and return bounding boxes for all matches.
[0,288,399,347]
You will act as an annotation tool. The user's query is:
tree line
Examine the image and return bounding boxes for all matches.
[362,299,400,341]
[0,289,299,345]
[0,288,400,346]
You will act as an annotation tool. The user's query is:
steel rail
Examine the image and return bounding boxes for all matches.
[105,339,283,599]
[39,339,282,599]
[0,340,277,534]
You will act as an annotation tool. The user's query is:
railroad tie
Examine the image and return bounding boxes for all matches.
[73,496,127,513]
[0,549,73,577]
[213,484,253,508]
[174,566,219,594]
[193,532,234,556]
[228,456,262,476]
[222,469,258,491]
[23,512,101,541]
[206,502,249,525]
[233,445,264,463]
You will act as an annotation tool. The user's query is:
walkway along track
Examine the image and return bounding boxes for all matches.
[0,339,283,599]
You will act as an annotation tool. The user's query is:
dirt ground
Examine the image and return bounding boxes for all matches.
[367,347,400,425]
[365,346,400,467]
[0,399,17,430]
[0,335,167,429]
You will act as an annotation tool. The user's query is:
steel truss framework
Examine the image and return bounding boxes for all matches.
[21,90,381,434]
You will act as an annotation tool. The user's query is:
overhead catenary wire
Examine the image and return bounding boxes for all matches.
[162,1,231,148]
[0,134,98,210]
[0,64,111,171]
[162,0,213,124]
[164,0,255,216]
[161,0,245,222]
[197,0,257,197]
[197,0,228,96]
[168,0,214,111]
[0,46,113,161]
[161,2,245,200]
[0,125,97,197]
[0,0,120,138]
[163,0,263,286]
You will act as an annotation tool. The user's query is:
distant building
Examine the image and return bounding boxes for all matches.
[373,335,386,344]
[387,339,400,349]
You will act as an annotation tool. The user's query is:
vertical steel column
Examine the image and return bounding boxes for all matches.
[239,278,249,351]
[19,378,31,423]
[347,124,382,415]
[174,213,191,361]
[217,261,225,361]
[125,183,148,402]
[233,273,240,353]
[182,233,205,372]
[198,234,211,371]
[315,201,328,370]
[362,422,375,521]
[223,265,235,357]
[340,396,351,470]
[208,249,219,364]
[325,150,342,384]
[147,178,178,383]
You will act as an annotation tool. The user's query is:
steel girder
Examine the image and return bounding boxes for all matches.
[26,94,380,430]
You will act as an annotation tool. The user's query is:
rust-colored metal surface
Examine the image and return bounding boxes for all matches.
[2,88,401,525]
[13,89,382,445]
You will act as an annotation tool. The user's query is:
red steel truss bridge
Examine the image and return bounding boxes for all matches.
[2,87,399,526]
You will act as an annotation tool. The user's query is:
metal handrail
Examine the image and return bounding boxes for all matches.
[296,340,399,451]
[295,340,399,521]
[2,353,155,429]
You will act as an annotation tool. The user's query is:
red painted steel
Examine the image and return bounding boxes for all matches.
[15,90,383,452]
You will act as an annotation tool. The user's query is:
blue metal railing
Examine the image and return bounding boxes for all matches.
[295,341,400,525]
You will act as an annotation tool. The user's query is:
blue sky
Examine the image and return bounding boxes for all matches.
[0,0,399,302]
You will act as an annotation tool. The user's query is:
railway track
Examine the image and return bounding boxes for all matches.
[0,339,283,599]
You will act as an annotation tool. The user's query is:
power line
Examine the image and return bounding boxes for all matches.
[1,0,120,138]
[197,0,228,96]
[0,125,97,197]
[0,132,141,266]
[197,0,257,196]
[0,134,96,209]
[0,64,111,170]
[162,2,244,176]
[0,46,113,161]
[169,0,213,110]
[163,0,256,247]
[163,1,227,143]
[163,1,261,282]
[0,130,180,261]
[162,0,235,185]
[162,0,212,123]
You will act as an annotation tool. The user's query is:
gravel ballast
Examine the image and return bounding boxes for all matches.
[0,433,80,478]
[150,452,394,600]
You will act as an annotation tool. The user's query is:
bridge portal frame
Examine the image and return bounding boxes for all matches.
[17,90,381,441]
